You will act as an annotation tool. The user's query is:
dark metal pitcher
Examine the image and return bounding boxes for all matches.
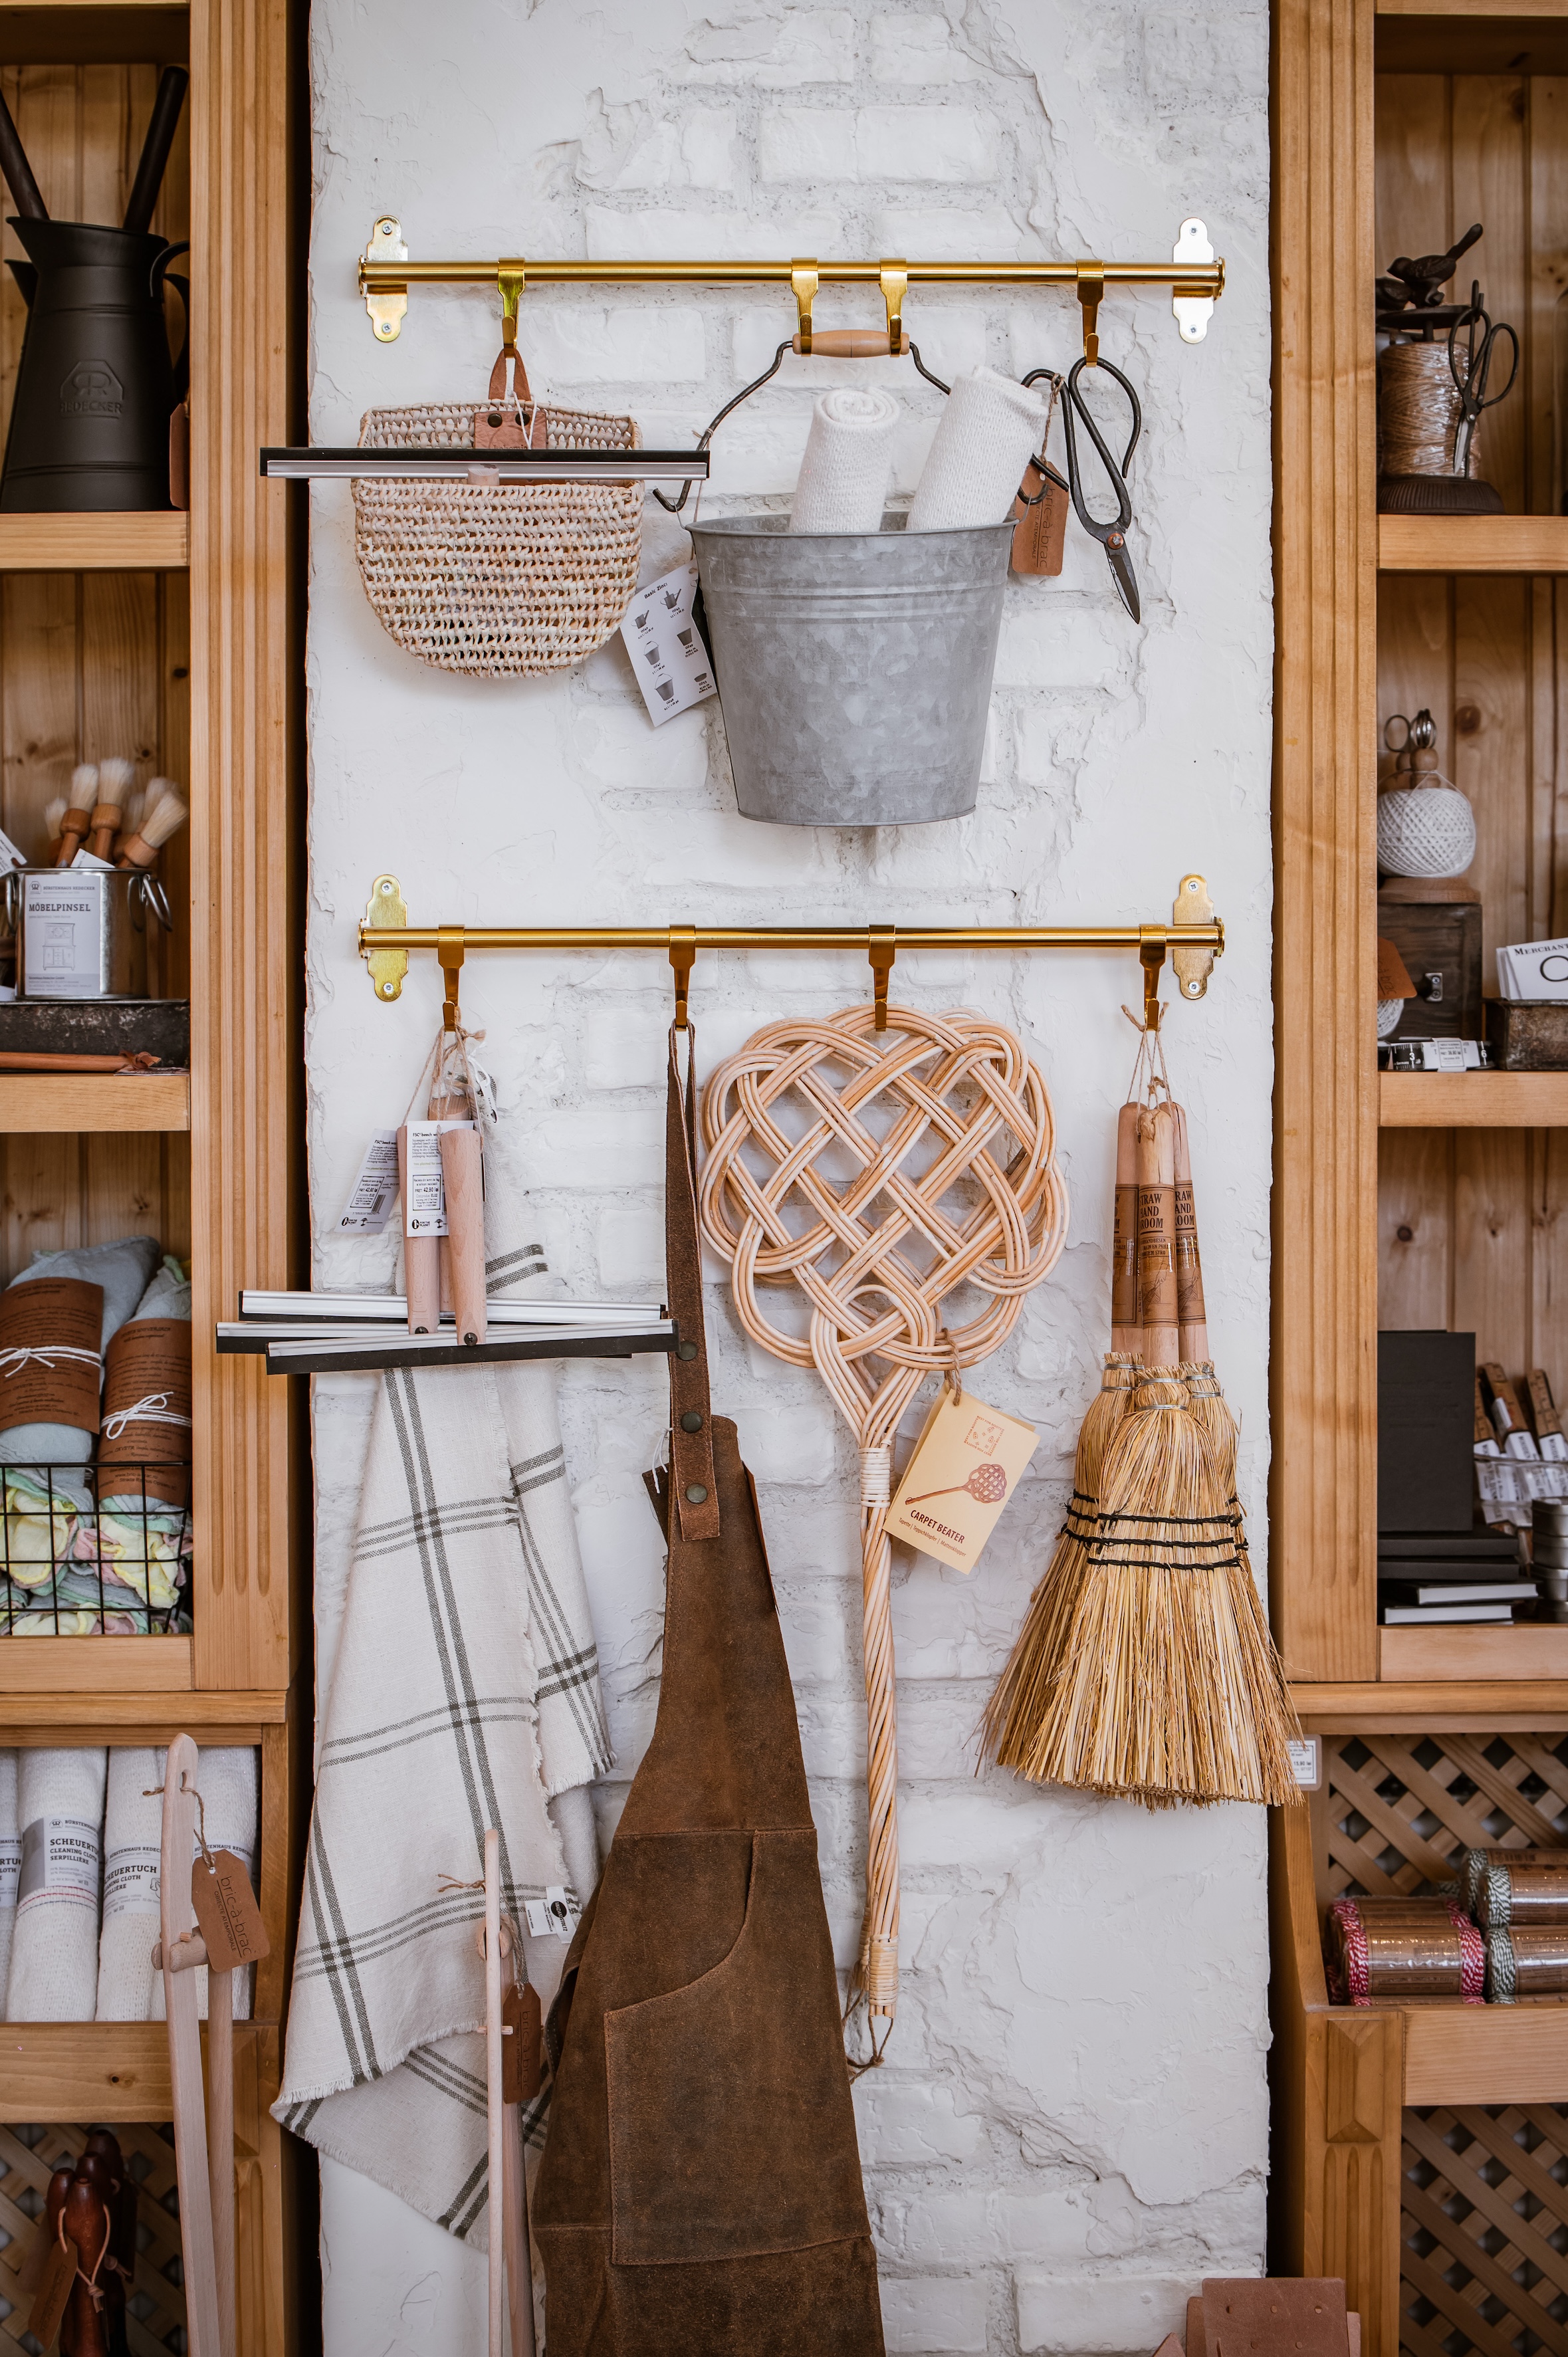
[0,219,189,512]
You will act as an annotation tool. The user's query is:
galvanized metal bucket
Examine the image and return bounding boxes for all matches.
[691,514,1013,826]
[1,866,172,999]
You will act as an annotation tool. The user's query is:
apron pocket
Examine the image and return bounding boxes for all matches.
[606,1827,870,2267]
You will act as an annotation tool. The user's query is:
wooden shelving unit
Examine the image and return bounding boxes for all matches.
[0,1070,190,1129]
[0,510,189,568]
[1275,6,1568,2348]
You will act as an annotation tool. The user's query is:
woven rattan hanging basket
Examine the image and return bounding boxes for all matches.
[353,374,642,678]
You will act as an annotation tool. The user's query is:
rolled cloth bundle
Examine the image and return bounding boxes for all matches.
[0,1751,17,2014]
[1474,1853,1568,1928]
[0,1235,160,1484]
[7,1746,106,2019]
[907,366,1050,532]
[788,386,899,534]
[151,1742,257,2021]
[95,1745,164,2021]
[1327,1894,1484,2005]
[1487,1922,1568,2001]
[91,1257,193,1633]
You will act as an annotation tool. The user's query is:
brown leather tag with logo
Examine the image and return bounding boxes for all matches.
[473,404,548,451]
[0,1278,103,1436]
[503,1979,542,2102]
[98,1317,192,1502]
[1011,465,1067,576]
[28,2233,74,2346]
[191,1850,270,1973]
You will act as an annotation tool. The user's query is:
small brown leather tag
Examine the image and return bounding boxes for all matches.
[503,1979,542,2103]
[28,2233,74,2346]
[1011,466,1067,575]
[473,404,548,451]
[191,1850,270,1972]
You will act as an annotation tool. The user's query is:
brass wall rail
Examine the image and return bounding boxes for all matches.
[358,874,1224,1034]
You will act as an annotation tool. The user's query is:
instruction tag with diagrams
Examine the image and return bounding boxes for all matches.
[886,1388,1038,1575]
[339,1128,400,1235]
[404,1118,475,1239]
[621,562,716,727]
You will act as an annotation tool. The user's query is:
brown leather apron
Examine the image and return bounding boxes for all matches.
[532,1027,885,2356]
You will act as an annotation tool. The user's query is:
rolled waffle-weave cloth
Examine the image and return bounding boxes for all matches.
[1486,1921,1568,2001]
[0,1232,158,1480]
[150,1743,257,2023]
[130,1258,191,1323]
[7,1747,106,2020]
[788,387,899,534]
[96,1746,164,2021]
[0,1750,18,2015]
[274,1101,613,2245]
[907,366,1050,532]
[1326,1894,1484,2005]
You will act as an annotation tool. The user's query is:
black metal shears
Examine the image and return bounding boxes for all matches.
[1447,281,1517,480]
[1023,356,1143,621]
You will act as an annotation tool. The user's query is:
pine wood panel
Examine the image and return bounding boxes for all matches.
[0,1074,189,1130]
[1380,1073,1568,1120]
[1378,1127,1452,1324]
[1381,1623,1568,1675]
[1274,0,1381,1684]
[1380,518,1568,564]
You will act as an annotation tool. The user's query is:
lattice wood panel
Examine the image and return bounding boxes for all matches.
[1402,2105,1568,2357]
[1326,1735,1568,1902]
[0,2120,186,2357]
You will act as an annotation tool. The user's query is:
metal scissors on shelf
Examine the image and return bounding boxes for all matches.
[1022,356,1143,620]
[1447,281,1517,479]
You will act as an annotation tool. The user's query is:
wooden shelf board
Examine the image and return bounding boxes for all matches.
[1377,1,1568,13]
[0,1664,286,1738]
[1379,516,1568,573]
[0,6,187,64]
[0,512,188,571]
[0,1070,189,1131]
[1400,2000,1568,2104]
[1379,1070,1568,1125]
[0,1636,192,1692]
[0,2019,265,2125]
[1380,1624,1568,1678]
[1290,1679,1568,1728]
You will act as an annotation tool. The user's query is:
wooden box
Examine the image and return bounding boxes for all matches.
[1377,901,1482,1042]
[1484,999,1568,1071]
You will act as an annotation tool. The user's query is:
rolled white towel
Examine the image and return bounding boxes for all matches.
[907,366,1050,533]
[788,386,900,535]
[0,1751,18,2014]
[152,1743,259,2022]
[8,1747,106,2019]
[96,1745,164,2021]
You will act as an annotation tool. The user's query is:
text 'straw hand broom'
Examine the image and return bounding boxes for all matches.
[984,1014,1299,1807]
[699,1004,1068,2050]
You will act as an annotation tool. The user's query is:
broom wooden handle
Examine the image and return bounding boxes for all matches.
[1171,1103,1209,1361]
[1137,1107,1178,1365]
[1111,1101,1141,1355]
[397,1127,442,1335]
[439,1127,487,1345]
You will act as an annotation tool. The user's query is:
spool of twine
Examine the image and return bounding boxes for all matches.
[1379,342,1482,479]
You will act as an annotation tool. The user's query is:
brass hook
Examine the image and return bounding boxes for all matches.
[868,925,896,1032]
[498,263,525,357]
[880,261,908,356]
[669,924,697,1031]
[437,924,465,1033]
[1139,931,1165,1033]
[1076,259,1105,365]
[792,259,818,354]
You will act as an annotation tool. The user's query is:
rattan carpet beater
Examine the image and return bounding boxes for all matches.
[699,1001,1068,2051]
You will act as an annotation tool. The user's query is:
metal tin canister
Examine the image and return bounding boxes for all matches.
[1462,1844,1566,1914]
[3,866,171,1000]
[1327,1895,1484,2004]
[1476,1856,1568,1928]
[1487,1922,1568,2001]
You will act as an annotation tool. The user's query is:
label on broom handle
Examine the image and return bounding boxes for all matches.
[1137,1184,1178,1337]
[1174,1177,1206,1325]
[1112,1183,1140,1333]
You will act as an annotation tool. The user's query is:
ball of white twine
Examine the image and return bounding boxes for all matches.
[1377,998,1406,1039]
[1377,782,1476,879]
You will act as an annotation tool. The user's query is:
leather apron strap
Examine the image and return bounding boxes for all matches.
[666,1024,721,1543]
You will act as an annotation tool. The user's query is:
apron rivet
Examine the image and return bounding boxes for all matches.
[681,1411,703,1432]
[685,1483,709,1504]
[677,1341,698,1360]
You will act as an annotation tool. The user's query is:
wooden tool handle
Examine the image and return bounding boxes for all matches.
[397,1127,442,1335]
[439,1128,487,1345]
[160,1736,223,2357]
[792,328,891,356]
[1171,1103,1209,1361]
[1111,1101,1141,1355]
[87,802,121,861]
[54,807,90,865]
[1136,1105,1178,1366]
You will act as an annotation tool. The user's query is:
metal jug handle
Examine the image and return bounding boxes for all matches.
[0,868,19,930]
[136,872,174,933]
[152,242,191,402]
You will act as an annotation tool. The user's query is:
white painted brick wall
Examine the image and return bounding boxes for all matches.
[308,1,1273,2351]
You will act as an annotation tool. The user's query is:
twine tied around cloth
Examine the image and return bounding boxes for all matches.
[699,1004,1067,2044]
[102,1392,193,1440]
[0,1345,100,1379]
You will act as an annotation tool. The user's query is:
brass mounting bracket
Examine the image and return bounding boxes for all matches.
[364,874,409,1000]
[1076,260,1105,365]
[792,259,818,353]
[362,216,409,343]
[669,924,697,1030]
[868,925,896,1031]
[1172,218,1219,345]
[1171,872,1218,1000]
[880,261,908,355]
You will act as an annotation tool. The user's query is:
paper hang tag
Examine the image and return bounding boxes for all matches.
[886,1387,1038,1575]
[1288,1735,1323,1790]
[523,1884,582,1942]
[403,1118,475,1240]
[621,563,717,729]
[339,1128,400,1235]
[190,1849,271,1972]
[0,1277,103,1438]
[1010,465,1067,576]
[28,2233,74,2346]
[503,1979,543,2104]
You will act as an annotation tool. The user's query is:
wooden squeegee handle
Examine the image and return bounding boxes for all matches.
[161,1734,224,2357]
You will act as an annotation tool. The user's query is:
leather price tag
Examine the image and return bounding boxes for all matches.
[1010,466,1067,576]
[0,1278,102,1436]
[503,1979,542,2104]
[28,2233,74,2347]
[191,1850,271,1972]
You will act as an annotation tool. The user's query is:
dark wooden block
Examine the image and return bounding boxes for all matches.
[1377,901,1482,1039]
[1485,998,1568,1069]
[0,998,188,1064]
[1379,1329,1476,1533]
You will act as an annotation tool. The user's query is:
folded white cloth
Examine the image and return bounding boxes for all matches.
[130,1258,192,1322]
[152,1743,257,2023]
[96,1745,163,2021]
[9,1747,106,2019]
[0,1751,18,2014]
[907,365,1050,532]
[275,1091,612,2247]
[789,386,899,534]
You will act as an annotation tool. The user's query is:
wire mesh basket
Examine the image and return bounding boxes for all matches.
[0,1462,191,1634]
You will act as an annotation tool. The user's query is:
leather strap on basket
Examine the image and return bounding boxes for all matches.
[481,348,548,449]
[666,1023,720,1543]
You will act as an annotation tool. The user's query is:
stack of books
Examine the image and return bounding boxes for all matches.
[1378,1529,1537,1625]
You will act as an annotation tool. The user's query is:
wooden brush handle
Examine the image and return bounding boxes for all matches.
[1171,1103,1209,1361]
[1136,1105,1178,1365]
[87,802,121,861]
[54,806,90,865]
[1111,1100,1141,1354]
[439,1128,487,1344]
[792,328,891,356]
[397,1127,442,1335]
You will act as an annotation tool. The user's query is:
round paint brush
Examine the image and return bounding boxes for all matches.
[116,779,187,869]
[54,764,97,864]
